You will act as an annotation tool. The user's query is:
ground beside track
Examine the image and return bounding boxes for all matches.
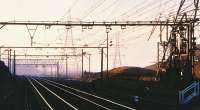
[1,76,200,110]
[49,78,200,110]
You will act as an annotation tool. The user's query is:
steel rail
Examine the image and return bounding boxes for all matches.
[31,78,78,110]
[26,77,54,110]
[40,78,135,110]
[37,78,111,110]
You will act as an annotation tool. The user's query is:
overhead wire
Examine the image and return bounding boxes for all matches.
[83,0,164,48]
[101,0,170,45]
[125,0,196,43]
[80,0,106,20]
[90,0,120,19]
[112,0,152,21]
[125,0,174,20]
[59,0,79,21]
[118,0,175,43]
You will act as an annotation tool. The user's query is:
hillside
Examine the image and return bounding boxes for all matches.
[108,66,157,80]
[145,64,158,71]
[82,66,157,81]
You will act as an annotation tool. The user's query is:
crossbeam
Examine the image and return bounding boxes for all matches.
[16,63,57,65]
[0,21,189,26]
[1,54,81,57]
[0,46,106,49]
[8,58,69,60]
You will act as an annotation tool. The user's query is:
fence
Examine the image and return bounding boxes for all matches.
[178,81,199,104]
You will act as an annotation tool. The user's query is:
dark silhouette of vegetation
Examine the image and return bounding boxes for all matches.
[0,61,10,80]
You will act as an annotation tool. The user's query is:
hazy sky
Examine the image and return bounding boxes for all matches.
[0,0,197,75]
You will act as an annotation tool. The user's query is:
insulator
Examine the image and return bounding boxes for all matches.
[88,26,93,29]
[45,25,51,29]
[121,25,126,30]
[106,26,112,32]
[82,26,87,30]
[65,25,71,29]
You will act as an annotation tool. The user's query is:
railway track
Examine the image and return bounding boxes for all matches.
[26,76,135,110]
[27,77,78,110]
